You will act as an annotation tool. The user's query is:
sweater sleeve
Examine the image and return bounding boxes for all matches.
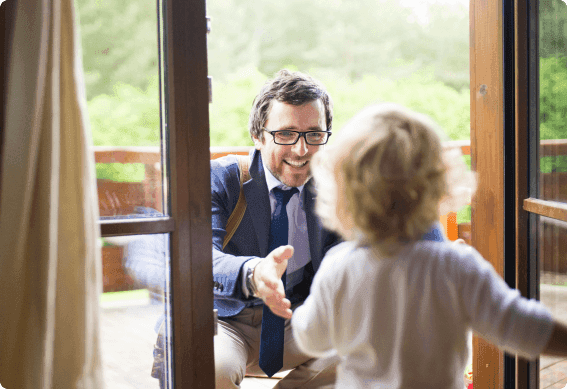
[459,248,554,360]
[291,243,350,358]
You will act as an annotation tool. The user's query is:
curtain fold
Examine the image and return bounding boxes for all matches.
[0,0,103,387]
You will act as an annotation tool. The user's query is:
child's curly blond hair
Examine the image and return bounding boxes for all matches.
[312,103,474,255]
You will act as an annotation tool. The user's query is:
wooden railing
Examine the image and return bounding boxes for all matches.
[97,139,567,291]
[94,142,472,232]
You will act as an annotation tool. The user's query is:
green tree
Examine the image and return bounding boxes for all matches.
[206,0,469,89]
[540,0,567,58]
[89,76,160,147]
[76,0,159,100]
[208,66,471,147]
[539,56,567,173]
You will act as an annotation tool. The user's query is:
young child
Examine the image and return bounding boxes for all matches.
[290,103,567,388]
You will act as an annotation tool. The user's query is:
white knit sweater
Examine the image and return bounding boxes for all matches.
[292,241,554,389]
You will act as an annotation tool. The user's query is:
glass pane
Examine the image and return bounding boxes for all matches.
[77,0,167,218]
[539,217,567,388]
[207,0,472,386]
[100,233,171,389]
[538,2,567,387]
[539,0,567,204]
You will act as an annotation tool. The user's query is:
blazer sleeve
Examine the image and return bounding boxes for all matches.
[211,158,257,302]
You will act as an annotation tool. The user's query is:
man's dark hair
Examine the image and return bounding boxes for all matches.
[249,69,333,142]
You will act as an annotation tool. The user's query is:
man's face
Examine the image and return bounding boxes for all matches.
[253,100,327,188]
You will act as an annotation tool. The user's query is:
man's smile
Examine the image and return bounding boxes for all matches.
[284,160,309,168]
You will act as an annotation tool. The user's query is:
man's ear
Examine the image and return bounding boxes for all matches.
[252,135,263,150]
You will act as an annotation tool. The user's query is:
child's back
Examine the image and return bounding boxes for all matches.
[293,240,553,388]
[291,103,567,388]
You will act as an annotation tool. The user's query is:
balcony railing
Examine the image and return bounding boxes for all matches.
[95,140,567,292]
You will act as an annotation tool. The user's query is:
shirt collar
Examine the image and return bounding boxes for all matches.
[262,158,305,196]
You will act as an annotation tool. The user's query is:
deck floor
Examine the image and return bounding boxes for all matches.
[99,299,281,389]
[100,279,567,389]
[540,274,567,389]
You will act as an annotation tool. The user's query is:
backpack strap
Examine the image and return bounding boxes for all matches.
[222,155,251,250]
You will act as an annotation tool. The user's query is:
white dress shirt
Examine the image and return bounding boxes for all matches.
[241,159,311,297]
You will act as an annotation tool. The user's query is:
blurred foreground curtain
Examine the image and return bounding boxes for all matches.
[0,0,103,387]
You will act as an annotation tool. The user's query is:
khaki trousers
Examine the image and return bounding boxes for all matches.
[215,305,338,389]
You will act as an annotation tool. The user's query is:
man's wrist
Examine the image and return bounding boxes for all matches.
[242,257,262,298]
[246,262,259,297]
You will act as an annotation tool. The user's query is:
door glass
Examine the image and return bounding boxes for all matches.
[539,1,567,387]
[539,0,567,204]
[539,217,567,388]
[206,0,472,385]
[77,0,167,219]
[77,0,172,387]
[100,233,171,389]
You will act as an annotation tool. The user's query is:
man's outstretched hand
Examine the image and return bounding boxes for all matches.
[253,245,294,319]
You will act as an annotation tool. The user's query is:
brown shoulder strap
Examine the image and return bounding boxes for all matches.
[222,155,250,250]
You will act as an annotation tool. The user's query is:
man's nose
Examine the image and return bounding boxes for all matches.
[291,136,309,156]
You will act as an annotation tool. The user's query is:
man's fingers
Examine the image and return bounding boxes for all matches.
[268,306,293,320]
[257,279,285,298]
[264,297,292,319]
[269,245,294,264]
[264,294,290,308]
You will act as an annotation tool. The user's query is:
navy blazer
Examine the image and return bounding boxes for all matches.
[211,149,340,318]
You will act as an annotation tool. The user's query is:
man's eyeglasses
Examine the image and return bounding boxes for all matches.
[263,128,332,146]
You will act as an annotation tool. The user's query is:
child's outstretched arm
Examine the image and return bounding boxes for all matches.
[542,320,567,356]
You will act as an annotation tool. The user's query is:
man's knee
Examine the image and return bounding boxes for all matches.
[214,352,245,388]
[214,336,247,388]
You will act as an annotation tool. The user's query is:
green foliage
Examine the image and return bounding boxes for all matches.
[206,0,470,91]
[208,67,471,146]
[76,0,159,100]
[540,0,567,58]
[540,56,567,173]
[457,205,471,225]
[96,163,146,182]
[88,76,160,147]
[314,71,471,142]
[540,56,567,141]
[539,1,567,173]
[209,68,267,146]
[77,0,473,180]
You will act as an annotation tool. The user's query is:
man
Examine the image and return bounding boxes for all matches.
[211,69,340,388]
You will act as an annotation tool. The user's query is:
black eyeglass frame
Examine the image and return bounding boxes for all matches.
[262,128,333,146]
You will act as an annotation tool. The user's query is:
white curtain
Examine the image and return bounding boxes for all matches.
[0,0,103,387]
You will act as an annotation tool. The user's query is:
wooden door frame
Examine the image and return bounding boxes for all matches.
[515,0,540,388]
[470,0,507,387]
[165,0,215,387]
[2,0,215,387]
[471,0,541,387]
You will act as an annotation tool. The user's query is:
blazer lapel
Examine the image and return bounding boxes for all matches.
[244,150,271,257]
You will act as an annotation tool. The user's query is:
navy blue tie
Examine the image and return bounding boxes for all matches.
[259,187,298,377]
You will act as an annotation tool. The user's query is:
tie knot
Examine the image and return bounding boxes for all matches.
[272,187,299,207]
